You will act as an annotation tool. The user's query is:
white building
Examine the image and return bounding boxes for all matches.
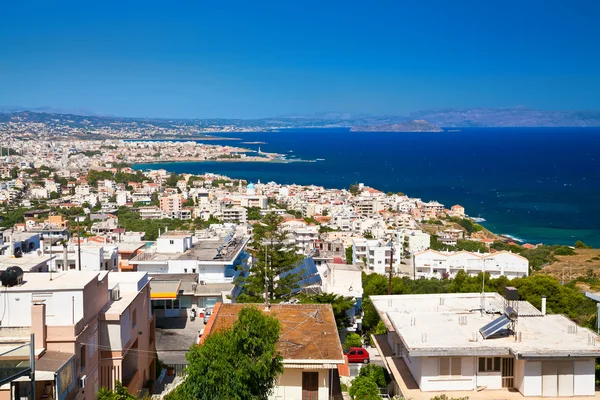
[414,250,529,279]
[129,231,249,284]
[371,292,599,398]
[394,229,431,255]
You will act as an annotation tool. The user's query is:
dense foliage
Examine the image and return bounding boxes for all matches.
[117,207,220,240]
[348,376,380,400]
[96,381,136,400]
[358,364,391,388]
[167,307,283,400]
[343,333,363,350]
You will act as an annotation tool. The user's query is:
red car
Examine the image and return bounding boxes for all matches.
[344,347,370,364]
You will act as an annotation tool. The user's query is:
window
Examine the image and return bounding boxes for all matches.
[169,240,174,245]
[132,309,137,329]
[80,345,86,370]
[192,268,196,273]
[478,357,501,372]
[439,357,461,377]
[184,268,187,273]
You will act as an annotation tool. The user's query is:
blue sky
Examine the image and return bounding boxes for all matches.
[1,0,599,118]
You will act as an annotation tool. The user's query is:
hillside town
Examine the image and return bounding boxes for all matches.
[0,142,599,400]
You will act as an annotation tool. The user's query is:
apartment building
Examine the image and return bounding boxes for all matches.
[0,271,155,400]
[129,230,249,285]
[216,206,247,224]
[159,194,182,218]
[371,292,599,398]
[414,250,529,279]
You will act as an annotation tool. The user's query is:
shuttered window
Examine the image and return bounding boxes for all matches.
[439,357,462,377]
[302,372,318,400]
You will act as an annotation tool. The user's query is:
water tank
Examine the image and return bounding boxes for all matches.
[0,266,24,287]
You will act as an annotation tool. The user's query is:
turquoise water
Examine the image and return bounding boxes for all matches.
[132,127,600,247]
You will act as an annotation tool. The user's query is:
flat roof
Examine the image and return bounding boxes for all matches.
[0,255,55,271]
[117,242,146,253]
[150,280,181,299]
[134,236,249,264]
[206,304,344,363]
[327,263,361,272]
[3,271,108,291]
[371,293,600,358]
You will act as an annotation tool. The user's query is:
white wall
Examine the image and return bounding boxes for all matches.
[574,359,595,396]
[269,368,332,400]
[156,237,189,253]
[197,264,228,283]
[136,262,168,274]
[167,259,199,274]
[0,290,84,327]
[522,361,542,397]
[419,357,474,392]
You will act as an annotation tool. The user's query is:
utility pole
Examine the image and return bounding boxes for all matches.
[387,244,394,295]
[77,217,82,271]
[264,244,270,310]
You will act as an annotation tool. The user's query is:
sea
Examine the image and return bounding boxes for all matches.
[132,127,600,247]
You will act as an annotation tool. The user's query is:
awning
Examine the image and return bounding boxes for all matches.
[150,280,181,299]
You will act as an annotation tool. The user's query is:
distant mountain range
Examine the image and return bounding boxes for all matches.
[1,107,600,131]
[350,119,442,132]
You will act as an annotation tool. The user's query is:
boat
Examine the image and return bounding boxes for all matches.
[316,158,325,161]
[471,216,486,223]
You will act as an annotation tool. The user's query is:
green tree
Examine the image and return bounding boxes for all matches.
[358,364,390,388]
[245,207,263,221]
[348,184,360,196]
[575,240,591,249]
[348,376,379,400]
[96,380,136,400]
[49,191,59,200]
[345,246,353,264]
[165,172,179,188]
[363,230,374,239]
[170,307,283,400]
[299,293,355,330]
[343,333,363,351]
[236,213,303,302]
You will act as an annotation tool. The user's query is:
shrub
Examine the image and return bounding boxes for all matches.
[344,333,363,350]
[554,246,576,256]
[349,376,380,400]
[358,364,391,388]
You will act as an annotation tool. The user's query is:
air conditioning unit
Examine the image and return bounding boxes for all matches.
[79,375,87,389]
[111,288,120,301]
[199,280,206,286]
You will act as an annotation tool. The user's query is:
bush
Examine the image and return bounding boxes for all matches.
[554,246,576,256]
[344,333,363,350]
[349,376,380,400]
[575,240,591,249]
[358,364,390,388]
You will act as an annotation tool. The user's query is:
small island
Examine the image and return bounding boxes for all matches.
[350,119,443,132]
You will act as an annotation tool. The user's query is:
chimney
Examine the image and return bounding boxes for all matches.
[31,302,47,353]
[541,296,547,316]
[40,238,45,256]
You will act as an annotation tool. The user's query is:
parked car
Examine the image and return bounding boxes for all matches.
[344,347,370,364]
[203,307,213,324]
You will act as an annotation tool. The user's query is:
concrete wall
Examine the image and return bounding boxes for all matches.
[269,368,332,400]
[574,359,595,396]
[403,353,422,386]
[0,290,84,327]
[419,357,473,392]
[522,361,542,397]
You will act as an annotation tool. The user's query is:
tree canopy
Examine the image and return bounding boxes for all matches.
[168,306,283,400]
[348,376,380,400]
[236,213,303,302]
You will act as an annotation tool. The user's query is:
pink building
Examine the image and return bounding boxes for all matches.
[0,271,154,400]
